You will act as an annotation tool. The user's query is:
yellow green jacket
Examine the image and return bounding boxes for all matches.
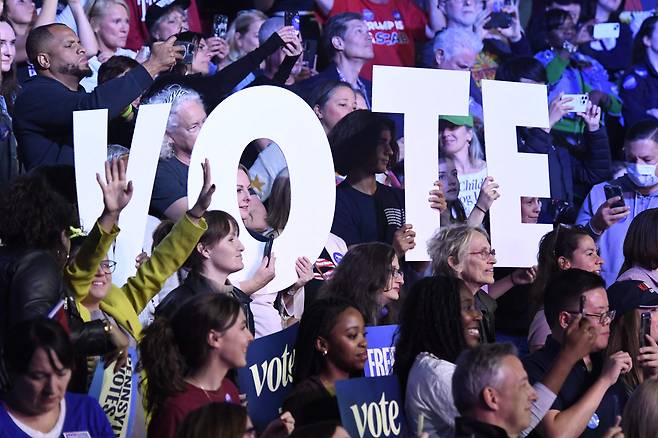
[64,214,207,340]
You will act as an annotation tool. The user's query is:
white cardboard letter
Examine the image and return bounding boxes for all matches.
[74,109,107,234]
[372,66,470,260]
[74,104,171,285]
[113,103,171,285]
[482,80,552,267]
[188,86,335,291]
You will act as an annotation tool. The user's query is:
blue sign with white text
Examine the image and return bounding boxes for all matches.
[364,324,398,377]
[237,323,299,431]
[336,375,406,438]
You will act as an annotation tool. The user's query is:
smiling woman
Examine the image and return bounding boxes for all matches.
[394,276,482,437]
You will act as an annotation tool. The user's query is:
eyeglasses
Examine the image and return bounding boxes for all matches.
[99,260,117,274]
[388,267,404,278]
[565,310,616,325]
[468,248,496,260]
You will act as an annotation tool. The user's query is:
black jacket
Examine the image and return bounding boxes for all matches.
[146,32,287,112]
[0,248,113,390]
[155,271,255,334]
[13,65,153,170]
[517,127,611,208]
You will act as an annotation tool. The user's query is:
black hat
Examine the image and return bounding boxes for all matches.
[145,0,191,33]
[607,280,658,316]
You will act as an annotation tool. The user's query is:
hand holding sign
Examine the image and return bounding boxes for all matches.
[428,181,447,213]
[392,224,416,258]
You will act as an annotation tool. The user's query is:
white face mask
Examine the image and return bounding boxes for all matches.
[626,162,658,187]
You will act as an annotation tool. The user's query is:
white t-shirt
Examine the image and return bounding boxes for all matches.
[457,166,488,218]
[80,48,138,92]
[405,352,458,437]
[8,399,66,438]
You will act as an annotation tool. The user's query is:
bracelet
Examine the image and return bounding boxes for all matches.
[587,220,603,237]
[120,105,133,120]
[474,204,487,214]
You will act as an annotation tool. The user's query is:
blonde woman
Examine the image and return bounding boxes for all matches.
[217,10,267,72]
[81,0,135,91]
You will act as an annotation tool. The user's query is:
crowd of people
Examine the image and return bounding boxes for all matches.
[1,0,658,437]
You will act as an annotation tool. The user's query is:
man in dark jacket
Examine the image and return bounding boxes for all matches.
[453,343,538,438]
[13,23,181,170]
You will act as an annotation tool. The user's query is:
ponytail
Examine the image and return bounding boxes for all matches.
[138,316,187,415]
[138,294,242,415]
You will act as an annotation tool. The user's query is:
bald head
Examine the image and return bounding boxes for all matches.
[26,23,92,83]
[26,24,67,68]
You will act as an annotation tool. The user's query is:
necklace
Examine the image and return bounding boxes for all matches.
[188,378,212,402]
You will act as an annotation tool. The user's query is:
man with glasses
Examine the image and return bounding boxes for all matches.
[523,269,632,438]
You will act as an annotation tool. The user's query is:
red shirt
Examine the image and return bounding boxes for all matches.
[147,379,240,438]
[329,0,427,80]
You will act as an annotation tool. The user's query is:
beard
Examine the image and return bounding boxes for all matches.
[58,61,93,80]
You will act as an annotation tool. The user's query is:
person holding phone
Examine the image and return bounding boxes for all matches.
[496,56,613,223]
[579,0,633,79]
[523,269,632,438]
[607,279,658,396]
[577,119,658,286]
[535,9,621,138]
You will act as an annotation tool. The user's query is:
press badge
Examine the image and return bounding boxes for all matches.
[587,412,600,429]
[63,432,92,438]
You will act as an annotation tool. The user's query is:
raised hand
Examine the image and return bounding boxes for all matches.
[475,176,500,212]
[187,159,215,222]
[578,101,602,132]
[142,35,184,77]
[96,158,133,232]
[548,92,573,129]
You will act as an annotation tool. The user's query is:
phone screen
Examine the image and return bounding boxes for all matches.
[641,312,652,347]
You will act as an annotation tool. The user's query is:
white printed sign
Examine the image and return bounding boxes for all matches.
[188,86,336,291]
[482,80,552,267]
[372,66,470,261]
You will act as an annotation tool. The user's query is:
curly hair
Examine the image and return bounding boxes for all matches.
[138,294,241,417]
[318,242,396,325]
[0,174,76,254]
[394,276,469,391]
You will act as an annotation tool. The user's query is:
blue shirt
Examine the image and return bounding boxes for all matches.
[331,181,405,246]
[0,392,113,437]
[150,157,189,218]
[523,337,626,438]
[576,175,658,286]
